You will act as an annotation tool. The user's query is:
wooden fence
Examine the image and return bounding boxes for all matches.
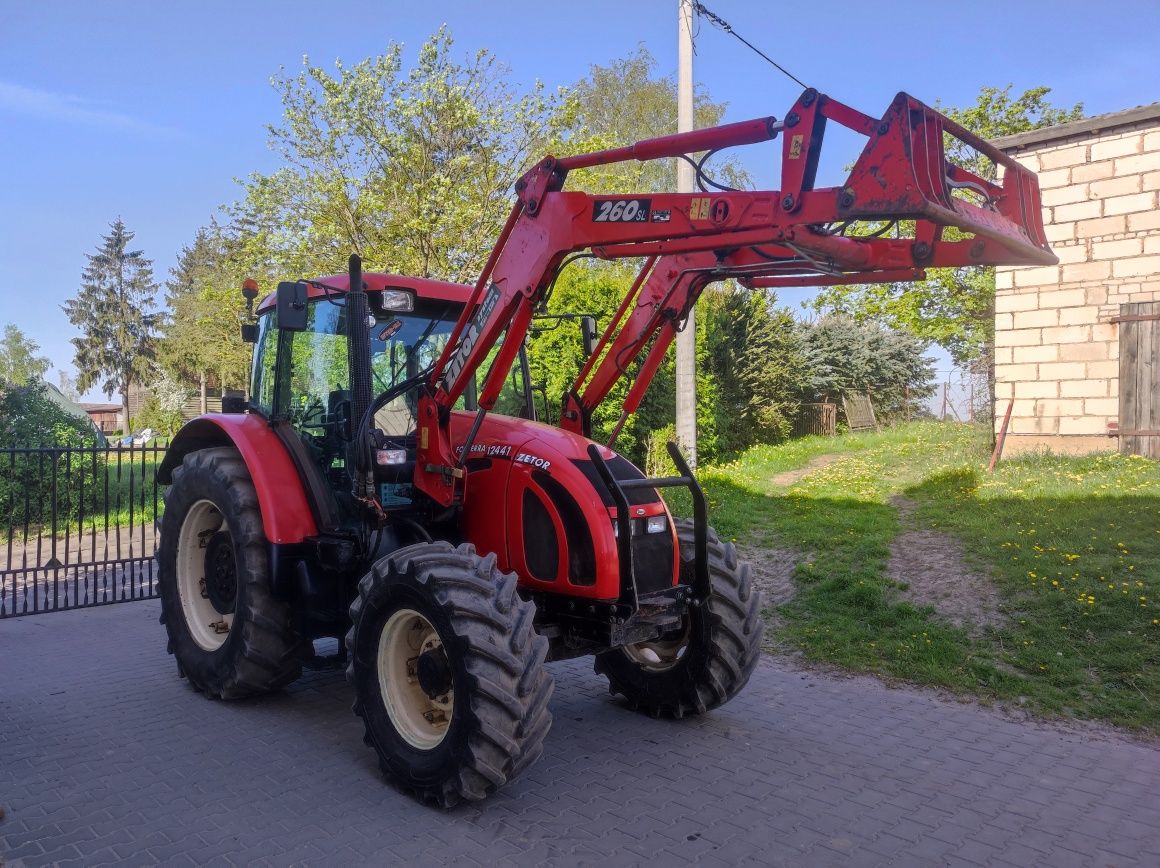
[795,403,837,437]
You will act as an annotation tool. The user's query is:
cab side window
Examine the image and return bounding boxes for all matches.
[250,310,279,415]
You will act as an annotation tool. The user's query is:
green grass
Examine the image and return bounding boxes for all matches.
[100,455,164,528]
[2,454,164,541]
[669,422,1160,733]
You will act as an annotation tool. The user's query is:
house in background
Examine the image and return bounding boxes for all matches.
[125,383,234,423]
[993,103,1160,456]
[81,402,124,434]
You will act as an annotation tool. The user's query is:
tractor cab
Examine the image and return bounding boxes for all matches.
[247,273,536,518]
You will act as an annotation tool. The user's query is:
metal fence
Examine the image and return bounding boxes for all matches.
[1,444,166,618]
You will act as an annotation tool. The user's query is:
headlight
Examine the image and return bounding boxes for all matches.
[645,515,668,534]
[380,289,414,311]
[376,449,407,465]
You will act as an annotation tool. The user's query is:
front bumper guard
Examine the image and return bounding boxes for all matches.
[586,440,710,619]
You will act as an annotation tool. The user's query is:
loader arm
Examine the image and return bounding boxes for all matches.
[414,88,1055,507]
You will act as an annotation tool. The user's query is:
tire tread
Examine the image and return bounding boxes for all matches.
[345,542,552,807]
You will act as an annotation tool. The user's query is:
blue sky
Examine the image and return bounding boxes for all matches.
[1,0,1157,401]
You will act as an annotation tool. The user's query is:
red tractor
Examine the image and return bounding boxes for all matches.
[156,89,1054,806]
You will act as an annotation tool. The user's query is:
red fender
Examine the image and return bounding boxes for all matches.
[157,415,319,544]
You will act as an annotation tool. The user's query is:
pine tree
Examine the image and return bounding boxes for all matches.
[63,219,159,423]
[160,223,251,409]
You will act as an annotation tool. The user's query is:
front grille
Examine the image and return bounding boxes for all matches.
[632,532,675,596]
[522,489,558,581]
[532,470,596,586]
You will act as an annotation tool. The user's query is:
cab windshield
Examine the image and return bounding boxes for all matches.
[249,296,532,430]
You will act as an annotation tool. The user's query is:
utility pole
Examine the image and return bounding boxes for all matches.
[675,0,697,466]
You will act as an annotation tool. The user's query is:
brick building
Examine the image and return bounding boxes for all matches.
[993,104,1160,455]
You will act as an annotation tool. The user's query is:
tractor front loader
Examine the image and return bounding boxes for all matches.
[156,88,1054,806]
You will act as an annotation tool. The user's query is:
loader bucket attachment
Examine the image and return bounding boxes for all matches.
[840,93,1055,266]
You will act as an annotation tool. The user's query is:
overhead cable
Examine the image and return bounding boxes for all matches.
[693,2,811,91]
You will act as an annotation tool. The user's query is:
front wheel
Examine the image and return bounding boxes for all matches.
[595,520,763,718]
[157,447,303,699]
[346,542,553,807]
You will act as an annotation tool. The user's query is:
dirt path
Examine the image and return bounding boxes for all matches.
[735,542,799,616]
[737,454,846,624]
[738,456,839,612]
[770,452,842,487]
[887,496,1004,633]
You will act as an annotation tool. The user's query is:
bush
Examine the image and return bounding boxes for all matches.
[700,287,808,455]
[133,392,185,437]
[1,382,103,529]
[525,267,810,467]
[645,423,677,477]
[0,381,99,447]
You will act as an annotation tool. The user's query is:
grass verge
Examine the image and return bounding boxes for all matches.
[668,422,1159,733]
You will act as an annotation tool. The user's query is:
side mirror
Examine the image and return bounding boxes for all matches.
[240,323,259,343]
[580,315,599,358]
[276,281,308,332]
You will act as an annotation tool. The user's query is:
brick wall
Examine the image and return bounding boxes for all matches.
[994,111,1160,454]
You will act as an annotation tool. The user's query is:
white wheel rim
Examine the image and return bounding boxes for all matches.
[623,619,691,672]
[175,499,234,652]
[378,608,454,750]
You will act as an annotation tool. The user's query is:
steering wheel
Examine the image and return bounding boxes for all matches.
[297,397,328,429]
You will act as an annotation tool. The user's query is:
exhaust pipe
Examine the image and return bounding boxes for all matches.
[346,253,374,498]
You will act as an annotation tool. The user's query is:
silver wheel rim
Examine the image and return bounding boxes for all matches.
[377,608,454,750]
[623,619,691,672]
[175,499,234,652]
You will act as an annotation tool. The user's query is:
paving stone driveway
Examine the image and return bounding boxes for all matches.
[2,600,1157,867]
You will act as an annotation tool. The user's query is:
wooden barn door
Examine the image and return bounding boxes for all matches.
[1117,301,1160,459]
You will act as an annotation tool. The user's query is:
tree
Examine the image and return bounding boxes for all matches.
[701,288,808,453]
[135,365,193,435]
[799,315,936,420]
[940,85,1085,181]
[524,48,751,464]
[160,223,252,404]
[566,46,749,194]
[228,28,570,284]
[812,85,1084,371]
[63,218,160,423]
[0,324,50,385]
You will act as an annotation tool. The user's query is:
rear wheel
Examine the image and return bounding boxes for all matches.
[157,447,303,698]
[595,520,762,718]
[346,542,553,807]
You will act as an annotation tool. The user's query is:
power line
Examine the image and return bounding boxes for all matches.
[693,2,810,91]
